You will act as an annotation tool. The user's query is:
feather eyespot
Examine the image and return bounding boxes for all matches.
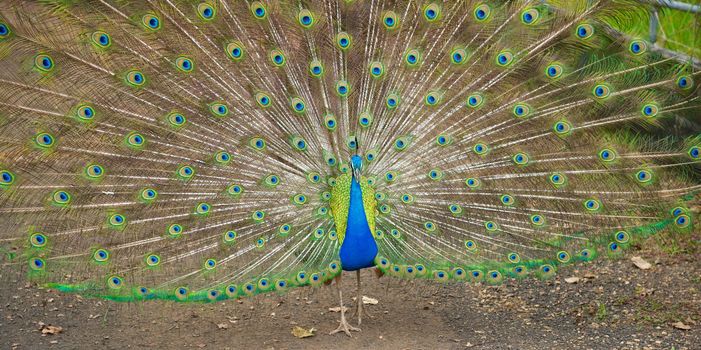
[386,93,400,109]
[635,169,653,184]
[1,170,15,187]
[556,251,571,263]
[512,103,531,118]
[688,146,700,160]
[175,287,188,300]
[265,174,281,187]
[512,152,529,165]
[250,2,267,19]
[629,40,647,55]
[466,93,484,108]
[226,285,238,297]
[394,136,409,150]
[175,56,194,72]
[500,194,514,206]
[428,168,443,180]
[675,214,691,228]
[545,63,563,78]
[177,165,195,180]
[521,8,540,25]
[269,49,286,67]
[450,48,467,64]
[592,84,611,99]
[425,91,441,106]
[34,132,55,149]
[298,9,314,28]
[436,134,451,146]
[168,224,183,237]
[382,11,399,29]
[223,230,237,243]
[549,172,566,187]
[598,148,617,162]
[290,98,306,113]
[142,14,161,30]
[336,80,350,97]
[108,276,123,289]
[423,3,441,22]
[209,102,229,117]
[465,177,480,188]
[641,103,659,118]
[75,104,96,122]
[583,199,601,211]
[614,230,630,244]
[197,3,216,20]
[323,113,337,130]
[404,49,421,67]
[336,32,352,50]
[125,132,146,149]
[34,54,54,72]
[91,31,111,48]
[553,120,572,136]
[108,213,126,227]
[204,258,216,270]
[226,42,245,61]
[309,60,324,77]
[227,183,243,197]
[473,4,490,21]
[495,50,513,67]
[358,112,373,127]
[29,258,45,271]
[465,240,477,251]
[369,61,385,78]
[145,254,161,267]
[52,190,71,206]
[576,24,594,39]
[93,248,110,262]
[676,75,693,90]
[125,70,146,87]
[0,22,11,39]
[30,232,48,248]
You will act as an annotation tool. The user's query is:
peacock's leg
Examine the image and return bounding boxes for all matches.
[351,269,372,326]
[329,274,360,336]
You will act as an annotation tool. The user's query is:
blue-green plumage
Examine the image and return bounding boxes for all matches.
[339,172,378,271]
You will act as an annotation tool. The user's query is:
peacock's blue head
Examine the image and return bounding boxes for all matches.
[351,155,363,180]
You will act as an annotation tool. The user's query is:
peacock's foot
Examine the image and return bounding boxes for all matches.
[352,297,373,326]
[329,313,361,336]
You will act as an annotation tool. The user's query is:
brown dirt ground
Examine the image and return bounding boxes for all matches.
[1,230,699,350]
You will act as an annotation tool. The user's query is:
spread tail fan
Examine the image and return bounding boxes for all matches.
[0,0,698,304]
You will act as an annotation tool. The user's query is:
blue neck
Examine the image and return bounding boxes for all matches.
[339,176,378,271]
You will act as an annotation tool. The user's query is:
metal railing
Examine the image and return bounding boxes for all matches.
[645,0,700,44]
[636,0,701,67]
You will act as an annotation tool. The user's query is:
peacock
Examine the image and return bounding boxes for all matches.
[0,0,699,337]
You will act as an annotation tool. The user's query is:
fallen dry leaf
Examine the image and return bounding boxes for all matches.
[631,256,652,270]
[564,277,580,284]
[40,324,63,335]
[291,326,315,338]
[328,306,349,313]
[672,321,691,330]
[362,296,378,305]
